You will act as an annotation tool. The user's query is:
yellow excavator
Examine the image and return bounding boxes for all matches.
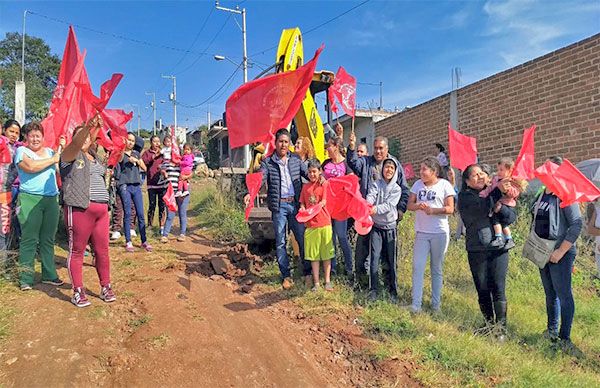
[247,27,335,242]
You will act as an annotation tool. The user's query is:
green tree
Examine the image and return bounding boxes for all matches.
[0,32,61,122]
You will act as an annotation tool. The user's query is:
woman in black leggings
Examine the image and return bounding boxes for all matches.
[458,164,509,341]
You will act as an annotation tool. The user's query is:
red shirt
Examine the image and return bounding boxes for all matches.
[299,181,331,228]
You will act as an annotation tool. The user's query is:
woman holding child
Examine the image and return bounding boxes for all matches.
[458,164,510,341]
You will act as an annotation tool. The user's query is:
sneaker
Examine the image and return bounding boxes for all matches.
[282,277,293,290]
[557,339,584,358]
[542,329,559,342]
[160,236,168,244]
[142,242,153,252]
[20,283,32,291]
[311,283,320,292]
[100,284,116,303]
[125,242,135,252]
[367,290,378,302]
[503,239,516,250]
[110,231,121,241]
[489,236,505,249]
[160,227,164,235]
[177,234,185,242]
[71,288,91,308]
[42,278,64,286]
[325,282,334,292]
[130,229,137,237]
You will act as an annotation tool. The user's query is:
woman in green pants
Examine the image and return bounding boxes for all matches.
[15,122,65,290]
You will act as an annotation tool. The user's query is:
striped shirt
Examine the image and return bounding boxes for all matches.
[161,160,181,193]
[60,159,109,203]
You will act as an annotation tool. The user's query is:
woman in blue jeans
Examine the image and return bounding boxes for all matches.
[160,161,192,242]
[322,136,353,279]
[407,157,454,313]
[533,156,582,355]
[118,133,152,252]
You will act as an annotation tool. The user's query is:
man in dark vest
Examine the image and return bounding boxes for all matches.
[244,128,310,289]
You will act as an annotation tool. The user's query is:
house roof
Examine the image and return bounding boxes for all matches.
[337,108,395,125]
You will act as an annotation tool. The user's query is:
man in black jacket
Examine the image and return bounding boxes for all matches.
[244,129,309,289]
[346,131,409,286]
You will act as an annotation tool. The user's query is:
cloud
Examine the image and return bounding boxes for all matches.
[441,8,471,29]
[483,0,599,66]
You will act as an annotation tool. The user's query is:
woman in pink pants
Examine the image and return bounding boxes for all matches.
[60,117,114,308]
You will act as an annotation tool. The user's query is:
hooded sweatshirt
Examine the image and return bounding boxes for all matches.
[366,158,402,229]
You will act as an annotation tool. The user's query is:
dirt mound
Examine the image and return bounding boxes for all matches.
[185,243,273,294]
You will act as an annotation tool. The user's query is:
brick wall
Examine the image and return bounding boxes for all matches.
[376,33,600,171]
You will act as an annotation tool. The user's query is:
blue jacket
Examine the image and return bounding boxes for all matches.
[257,152,307,213]
[346,147,410,213]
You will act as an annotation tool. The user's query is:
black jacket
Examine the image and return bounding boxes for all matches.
[458,187,496,252]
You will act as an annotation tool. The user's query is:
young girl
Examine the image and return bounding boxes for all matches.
[118,133,152,253]
[407,157,455,313]
[177,144,194,196]
[479,158,526,249]
[299,159,334,291]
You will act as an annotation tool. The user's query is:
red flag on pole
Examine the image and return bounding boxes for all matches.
[77,73,123,112]
[244,172,263,221]
[170,126,181,164]
[104,109,133,167]
[225,46,324,149]
[512,124,536,180]
[163,183,178,212]
[448,123,478,171]
[535,159,600,207]
[330,66,357,117]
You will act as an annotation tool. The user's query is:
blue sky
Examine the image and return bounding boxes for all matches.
[1,0,599,130]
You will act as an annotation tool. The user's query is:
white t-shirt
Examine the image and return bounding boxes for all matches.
[410,178,455,234]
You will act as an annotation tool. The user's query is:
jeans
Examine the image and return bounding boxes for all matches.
[411,232,449,310]
[17,193,60,286]
[147,187,167,228]
[119,184,147,243]
[272,202,309,279]
[467,249,508,321]
[539,251,576,340]
[369,227,398,296]
[332,219,353,275]
[355,233,370,277]
[163,194,190,237]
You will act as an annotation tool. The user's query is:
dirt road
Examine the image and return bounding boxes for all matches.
[0,223,415,387]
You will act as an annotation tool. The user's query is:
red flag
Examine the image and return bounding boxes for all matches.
[404,163,415,180]
[225,46,324,149]
[354,215,373,236]
[328,88,338,114]
[170,126,181,164]
[244,172,263,221]
[448,123,478,171]
[512,124,536,180]
[0,136,12,164]
[104,110,133,167]
[330,66,356,117]
[535,160,600,207]
[163,183,177,212]
[296,202,325,223]
[324,175,371,222]
[77,73,123,112]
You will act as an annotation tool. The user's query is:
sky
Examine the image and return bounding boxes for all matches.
[1,0,599,130]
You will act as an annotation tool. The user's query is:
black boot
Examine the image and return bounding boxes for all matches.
[474,300,495,336]
[493,301,508,342]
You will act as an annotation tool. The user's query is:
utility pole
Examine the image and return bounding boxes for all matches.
[21,10,27,82]
[146,91,156,135]
[161,74,178,142]
[131,104,141,136]
[379,81,383,110]
[216,0,249,169]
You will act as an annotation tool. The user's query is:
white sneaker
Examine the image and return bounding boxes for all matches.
[130,229,137,237]
[110,231,121,240]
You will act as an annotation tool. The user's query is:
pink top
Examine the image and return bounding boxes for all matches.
[179,154,194,174]
[479,175,520,207]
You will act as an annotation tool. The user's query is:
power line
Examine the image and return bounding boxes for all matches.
[168,7,215,73]
[27,10,206,55]
[250,0,372,57]
[174,14,232,75]
[178,64,241,108]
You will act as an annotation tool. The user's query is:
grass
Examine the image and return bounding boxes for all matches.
[191,183,250,243]
[192,182,600,386]
[129,314,152,329]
